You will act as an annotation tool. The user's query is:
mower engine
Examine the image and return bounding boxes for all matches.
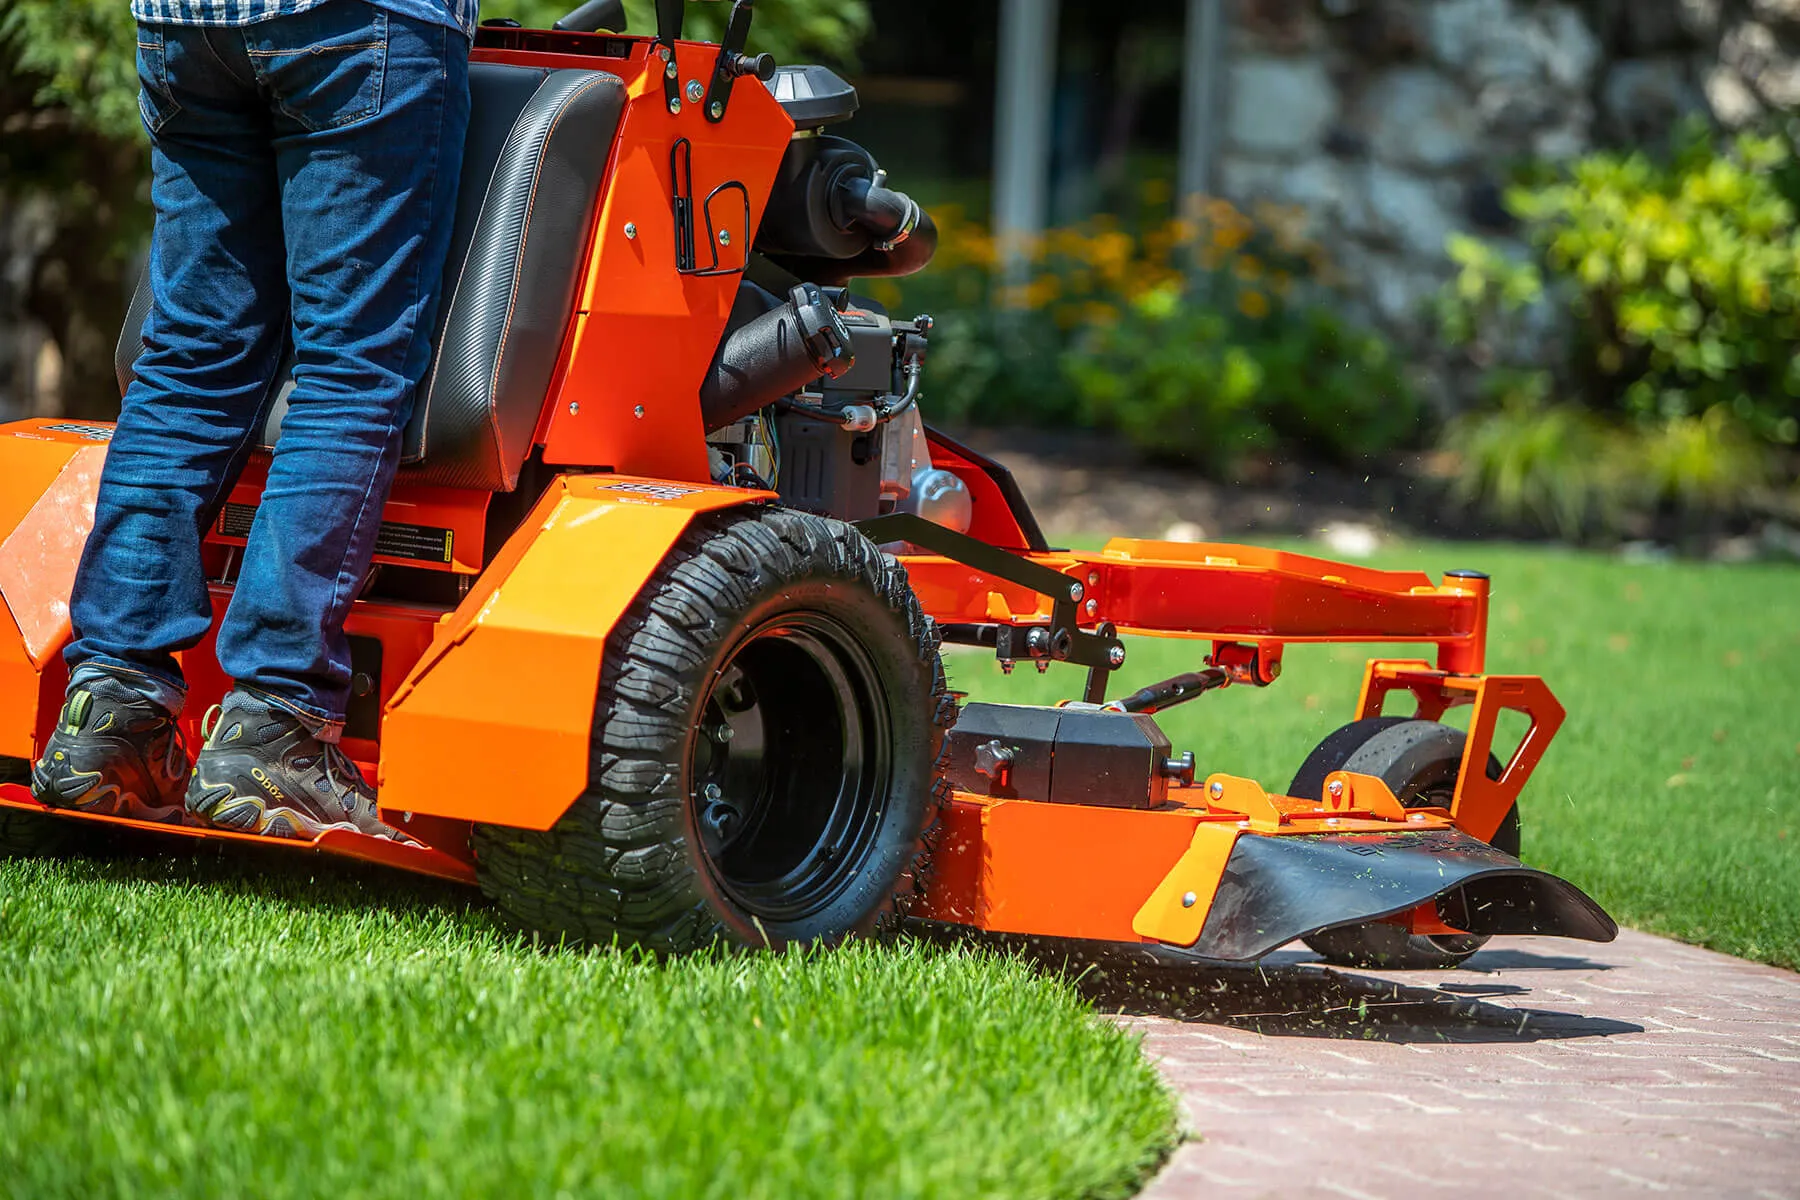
[699,65,970,528]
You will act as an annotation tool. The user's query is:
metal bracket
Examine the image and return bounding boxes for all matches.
[856,512,1124,676]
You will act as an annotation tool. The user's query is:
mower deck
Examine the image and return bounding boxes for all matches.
[0,784,478,885]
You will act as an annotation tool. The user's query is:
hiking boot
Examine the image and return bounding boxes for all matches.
[31,674,190,822]
[185,690,416,844]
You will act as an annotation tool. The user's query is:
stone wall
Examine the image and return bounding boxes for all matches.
[1213,0,1798,410]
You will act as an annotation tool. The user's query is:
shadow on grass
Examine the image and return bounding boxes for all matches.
[41,821,492,925]
[913,927,1643,1044]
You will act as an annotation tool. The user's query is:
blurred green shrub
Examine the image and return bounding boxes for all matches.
[1440,122,1797,536]
[881,200,1418,472]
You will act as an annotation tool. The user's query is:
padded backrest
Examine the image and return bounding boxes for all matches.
[116,63,626,492]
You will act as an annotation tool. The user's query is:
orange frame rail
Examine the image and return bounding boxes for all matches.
[899,538,1493,674]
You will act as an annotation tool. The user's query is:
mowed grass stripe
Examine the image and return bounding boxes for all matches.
[961,538,1800,968]
[0,851,1174,1199]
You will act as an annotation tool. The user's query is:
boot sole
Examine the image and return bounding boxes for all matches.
[187,780,370,842]
[32,758,186,824]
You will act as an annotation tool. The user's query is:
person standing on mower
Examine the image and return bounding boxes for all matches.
[30,0,474,840]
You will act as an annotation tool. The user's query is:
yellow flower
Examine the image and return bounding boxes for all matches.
[1025,274,1063,309]
[1233,255,1264,282]
[1211,223,1251,252]
[1238,290,1271,320]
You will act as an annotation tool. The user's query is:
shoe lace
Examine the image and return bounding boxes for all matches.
[200,704,224,743]
[320,740,371,815]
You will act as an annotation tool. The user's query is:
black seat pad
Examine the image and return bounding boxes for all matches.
[116,63,626,492]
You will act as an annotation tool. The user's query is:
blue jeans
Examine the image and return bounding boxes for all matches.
[67,2,470,736]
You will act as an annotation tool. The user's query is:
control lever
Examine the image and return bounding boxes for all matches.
[704,0,766,123]
[551,0,626,32]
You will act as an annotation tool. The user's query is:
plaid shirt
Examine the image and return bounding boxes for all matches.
[132,0,478,38]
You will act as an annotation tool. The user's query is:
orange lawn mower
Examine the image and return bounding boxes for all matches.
[0,0,1615,970]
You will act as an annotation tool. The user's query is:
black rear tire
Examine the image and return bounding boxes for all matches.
[472,508,952,952]
[0,756,76,857]
[1291,718,1517,970]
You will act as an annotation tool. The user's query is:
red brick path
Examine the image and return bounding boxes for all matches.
[1090,931,1800,1199]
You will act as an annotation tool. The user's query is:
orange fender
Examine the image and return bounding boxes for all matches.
[376,473,767,830]
[0,420,115,757]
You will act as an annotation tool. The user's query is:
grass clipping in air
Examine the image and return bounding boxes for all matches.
[0,852,1176,1199]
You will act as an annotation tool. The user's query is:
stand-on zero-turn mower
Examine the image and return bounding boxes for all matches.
[0,0,1616,969]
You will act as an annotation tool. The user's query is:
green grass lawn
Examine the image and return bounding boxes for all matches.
[0,847,1174,1199]
[957,538,1800,970]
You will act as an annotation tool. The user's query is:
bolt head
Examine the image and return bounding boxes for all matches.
[633,404,646,418]
[1087,571,1099,586]
[686,80,704,102]
[1209,780,1224,799]
[1408,811,1426,822]
[568,401,580,415]
[718,229,731,246]
[668,99,681,115]
[1326,816,1340,826]
[702,783,723,803]
[1180,891,1197,908]
[402,811,413,824]
[1107,645,1126,668]
[709,100,724,119]
[1068,581,1084,602]
[624,222,638,239]
[1328,779,1344,798]
[1084,599,1098,617]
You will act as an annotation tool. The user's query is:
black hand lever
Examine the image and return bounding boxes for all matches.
[704,0,764,123]
[552,0,626,32]
[655,0,684,114]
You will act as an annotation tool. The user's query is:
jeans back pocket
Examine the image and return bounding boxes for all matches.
[248,5,389,133]
[136,27,182,135]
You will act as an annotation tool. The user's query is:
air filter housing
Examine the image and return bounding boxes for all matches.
[766,64,859,127]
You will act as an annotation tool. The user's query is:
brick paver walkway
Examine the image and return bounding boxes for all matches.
[1084,930,1800,1199]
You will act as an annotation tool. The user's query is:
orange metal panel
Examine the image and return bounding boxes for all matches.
[378,473,769,830]
[0,444,106,667]
[538,39,793,480]
[0,421,114,758]
[1131,822,1240,945]
[922,798,1205,942]
[0,600,44,759]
